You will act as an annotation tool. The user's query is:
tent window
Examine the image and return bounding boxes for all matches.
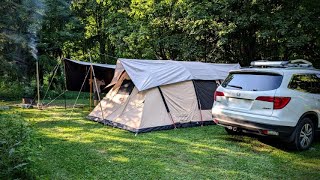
[193,80,218,110]
[118,80,134,95]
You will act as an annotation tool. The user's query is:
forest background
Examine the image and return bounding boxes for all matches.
[0,0,319,100]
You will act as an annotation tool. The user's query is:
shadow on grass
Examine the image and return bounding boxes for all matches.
[31,122,320,179]
[13,106,320,179]
[222,130,320,155]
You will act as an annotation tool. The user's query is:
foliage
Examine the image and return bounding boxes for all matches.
[39,0,320,66]
[0,0,320,99]
[0,80,37,100]
[0,112,35,179]
[0,82,23,100]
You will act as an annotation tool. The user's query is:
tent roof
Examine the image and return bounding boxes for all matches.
[116,59,240,91]
[64,58,116,69]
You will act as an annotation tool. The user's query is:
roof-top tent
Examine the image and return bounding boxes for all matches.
[88,59,241,133]
[64,58,116,92]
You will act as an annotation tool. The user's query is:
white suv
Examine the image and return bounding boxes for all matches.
[212,60,320,150]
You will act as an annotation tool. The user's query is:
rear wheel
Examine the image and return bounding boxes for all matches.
[292,118,314,150]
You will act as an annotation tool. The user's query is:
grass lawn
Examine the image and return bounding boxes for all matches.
[1,101,320,179]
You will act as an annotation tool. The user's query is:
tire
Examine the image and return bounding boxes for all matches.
[292,117,315,151]
[225,127,241,135]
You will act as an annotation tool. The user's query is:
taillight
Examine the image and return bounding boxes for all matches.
[255,96,291,109]
[214,91,224,101]
[261,129,279,136]
[273,97,291,109]
[256,96,274,102]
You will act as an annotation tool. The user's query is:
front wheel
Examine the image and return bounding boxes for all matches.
[292,118,314,150]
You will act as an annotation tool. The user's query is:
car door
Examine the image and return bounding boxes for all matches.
[287,72,320,128]
[312,73,320,128]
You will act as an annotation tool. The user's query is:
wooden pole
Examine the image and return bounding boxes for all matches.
[36,60,40,109]
[62,58,67,110]
[89,66,93,111]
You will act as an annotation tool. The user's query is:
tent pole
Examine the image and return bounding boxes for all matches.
[68,68,90,118]
[42,61,61,102]
[192,80,203,126]
[44,90,67,107]
[91,65,105,120]
[63,57,67,110]
[157,86,176,129]
[199,101,203,126]
[90,66,93,111]
[36,60,41,109]
[89,52,105,120]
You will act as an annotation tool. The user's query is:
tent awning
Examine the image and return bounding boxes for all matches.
[110,59,241,91]
[64,58,115,92]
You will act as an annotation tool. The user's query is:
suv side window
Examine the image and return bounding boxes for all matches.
[288,73,320,94]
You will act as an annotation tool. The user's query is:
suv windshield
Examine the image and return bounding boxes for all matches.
[222,72,283,91]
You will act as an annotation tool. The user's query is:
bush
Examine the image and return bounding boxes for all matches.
[0,112,35,179]
[0,82,24,101]
[0,80,38,101]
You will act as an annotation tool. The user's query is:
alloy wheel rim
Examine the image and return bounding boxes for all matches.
[299,123,313,148]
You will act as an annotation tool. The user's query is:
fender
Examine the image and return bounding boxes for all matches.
[287,111,319,142]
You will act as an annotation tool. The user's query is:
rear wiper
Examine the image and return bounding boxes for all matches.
[227,84,243,89]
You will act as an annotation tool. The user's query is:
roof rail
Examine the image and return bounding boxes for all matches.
[288,59,313,67]
[250,60,288,67]
[250,59,313,68]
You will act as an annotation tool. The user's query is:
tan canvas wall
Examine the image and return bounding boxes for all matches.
[140,88,171,129]
[111,87,146,129]
[89,79,213,131]
[89,72,131,120]
[140,81,208,129]
[107,60,125,88]
[200,110,213,121]
[161,81,201,123]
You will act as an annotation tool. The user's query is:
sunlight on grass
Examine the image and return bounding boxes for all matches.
[2,103,319,179]
[111,156,130,163]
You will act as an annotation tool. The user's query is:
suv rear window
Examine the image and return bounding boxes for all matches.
[288,74,320,94]
[222,72,283,91]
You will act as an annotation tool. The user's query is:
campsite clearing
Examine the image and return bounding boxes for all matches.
[2,102,320,179]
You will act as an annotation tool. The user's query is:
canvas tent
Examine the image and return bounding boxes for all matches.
[64,58,116,92]
[88,59,240,133]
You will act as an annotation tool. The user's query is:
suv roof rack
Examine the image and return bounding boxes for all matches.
[250,59,313,68]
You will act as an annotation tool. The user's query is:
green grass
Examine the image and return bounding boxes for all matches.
[1,101,320,179]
